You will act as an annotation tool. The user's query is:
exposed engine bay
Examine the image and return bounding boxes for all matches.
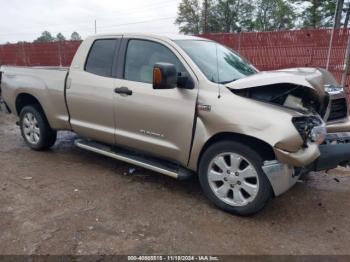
[230,83,329,117]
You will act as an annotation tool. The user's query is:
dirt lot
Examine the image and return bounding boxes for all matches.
[1,112,350,255]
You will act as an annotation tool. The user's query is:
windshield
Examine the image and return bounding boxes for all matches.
[176,40,258,84]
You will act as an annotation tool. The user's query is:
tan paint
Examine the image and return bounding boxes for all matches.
[1,33,349,172]
[0,66,71,130]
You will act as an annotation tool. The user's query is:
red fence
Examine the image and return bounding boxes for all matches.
[200,29,350,88]
[0,41,81,67]
[0,29,349,87]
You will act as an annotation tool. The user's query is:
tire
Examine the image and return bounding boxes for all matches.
[198,140,273,216]
[19,105,57,151]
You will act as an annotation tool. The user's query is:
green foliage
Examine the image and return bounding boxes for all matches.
[254,0,296,31]
[294,0,336,28]
[215,0,255,32]
[33,31,80,43]
[175,0,202,34]
[70,32,82,41]
[56,33,66,41]
[201,0,221,32]
[175,0,350,33]
[34,31,55,43]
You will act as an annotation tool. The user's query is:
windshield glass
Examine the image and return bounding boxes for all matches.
[176,40,258,84]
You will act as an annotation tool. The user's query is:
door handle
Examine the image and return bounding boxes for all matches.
[114,87,133,96]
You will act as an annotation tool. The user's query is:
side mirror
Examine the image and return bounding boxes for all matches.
[177,72,195,90]
[153,63,177,89]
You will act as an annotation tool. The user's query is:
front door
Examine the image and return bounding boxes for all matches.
[114,38,198,165]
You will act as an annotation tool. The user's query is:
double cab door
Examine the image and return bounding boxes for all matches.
[66,36,198,166]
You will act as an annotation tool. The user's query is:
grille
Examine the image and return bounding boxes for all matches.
[328,98,348,121]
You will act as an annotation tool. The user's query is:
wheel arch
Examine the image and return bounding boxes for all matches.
[197,132,276,171]
[16,93,46,116]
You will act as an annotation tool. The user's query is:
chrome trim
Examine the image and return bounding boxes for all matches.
[262,160,297,196]
[326,85,349,124]
[324,84,344,96]
[323,97,331,122]
[328,91,346,100]
[75,140,179,179]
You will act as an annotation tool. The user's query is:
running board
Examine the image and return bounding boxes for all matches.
[74,139,194,180]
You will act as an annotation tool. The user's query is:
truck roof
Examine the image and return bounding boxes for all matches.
[89,33,208,42]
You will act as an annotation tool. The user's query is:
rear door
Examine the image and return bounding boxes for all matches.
[67,37,121,144]
[113,38,199,165]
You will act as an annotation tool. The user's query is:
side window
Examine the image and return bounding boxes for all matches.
[124,39,186,83]
[85,39,118,77]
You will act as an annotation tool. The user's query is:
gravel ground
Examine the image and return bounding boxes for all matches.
[1,112,350,255]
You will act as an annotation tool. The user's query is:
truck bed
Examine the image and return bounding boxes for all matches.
[0,65,71,130]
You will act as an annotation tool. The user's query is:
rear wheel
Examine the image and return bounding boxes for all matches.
[199,141,273,216]
[19,105,57,151]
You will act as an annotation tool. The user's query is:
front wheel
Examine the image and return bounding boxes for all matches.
[19,105,57,151]
[198,141,273,216]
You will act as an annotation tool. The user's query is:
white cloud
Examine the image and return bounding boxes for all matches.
[0,0,181,43]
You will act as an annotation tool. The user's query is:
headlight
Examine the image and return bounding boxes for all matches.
[292,116,327,145]
[310,125,327,145]
[324,84,344,94]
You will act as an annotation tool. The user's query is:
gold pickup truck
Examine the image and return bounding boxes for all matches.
[1,33,350,216]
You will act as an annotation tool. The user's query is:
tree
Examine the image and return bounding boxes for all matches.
[56,33,66,41]
[175,0,295,33]
[34,31,55,43]
[175,0,349,33]
[215,0,255,32]
[175,0,202,34]
[295,0,341,28]
[344,2,350,27]
[253,0,296,31]
[335,0,345,28]
[70,32,82,41]
[201,0,221,33]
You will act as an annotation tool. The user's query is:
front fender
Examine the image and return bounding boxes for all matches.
[188,88,307,171]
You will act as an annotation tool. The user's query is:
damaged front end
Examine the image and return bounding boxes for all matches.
[226,68,334,166]
[231,83,328,117]
[227,67,348,125]
[225,67,350,195]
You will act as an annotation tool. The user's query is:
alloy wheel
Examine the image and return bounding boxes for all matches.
[207,152,259,206]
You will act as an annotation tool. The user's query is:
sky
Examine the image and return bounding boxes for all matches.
[0,0,182,44]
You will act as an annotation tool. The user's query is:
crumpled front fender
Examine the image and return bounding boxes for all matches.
[273,143,320,167]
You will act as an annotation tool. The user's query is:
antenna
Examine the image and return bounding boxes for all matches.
[215,43,221,99]
[94,20,97,34]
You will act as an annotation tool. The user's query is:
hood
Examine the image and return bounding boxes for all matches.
[226,67,338,116]
[226,67,338,99]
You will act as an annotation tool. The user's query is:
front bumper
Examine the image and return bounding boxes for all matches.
[327,116,350,133]
[262,160,297,196]
[307,132,350,171]
[273,143,320,167]
[266,132,350,196]
[311,143,350,171]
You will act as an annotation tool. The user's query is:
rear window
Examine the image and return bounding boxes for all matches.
[85,39,118,77]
